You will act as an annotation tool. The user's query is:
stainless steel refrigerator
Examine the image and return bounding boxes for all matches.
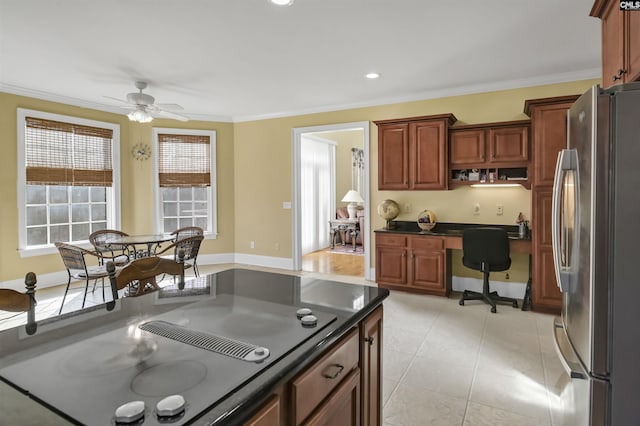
[552,82,640,425]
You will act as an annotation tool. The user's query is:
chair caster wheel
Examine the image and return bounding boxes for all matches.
[491,306,497,313]
[459,300,464,306]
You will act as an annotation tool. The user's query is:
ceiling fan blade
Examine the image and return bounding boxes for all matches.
[155,109,189,122]
[103,95,131,105]
[154,103,184,111]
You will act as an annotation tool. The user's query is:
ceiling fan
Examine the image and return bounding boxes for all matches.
[105,81,189,122]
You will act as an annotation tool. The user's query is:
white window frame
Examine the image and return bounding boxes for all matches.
[152,127,217,239]
[16,108,121,257]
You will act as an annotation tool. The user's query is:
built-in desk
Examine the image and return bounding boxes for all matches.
[375,222,532,310]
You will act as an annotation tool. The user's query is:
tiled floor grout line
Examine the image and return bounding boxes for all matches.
[460,307,489,426]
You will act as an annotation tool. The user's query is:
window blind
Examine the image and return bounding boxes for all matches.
[25,117,113,187]
[158,133,211,187]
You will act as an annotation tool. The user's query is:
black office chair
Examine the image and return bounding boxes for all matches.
[459,228,519,313]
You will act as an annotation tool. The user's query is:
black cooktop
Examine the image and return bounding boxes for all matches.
[0,292,336,425]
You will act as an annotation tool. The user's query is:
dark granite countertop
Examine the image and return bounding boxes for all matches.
[0,268,388,425]
[375,221,530,240]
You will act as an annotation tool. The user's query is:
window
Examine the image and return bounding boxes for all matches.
[17,109,121,256]
[153,128,217,237]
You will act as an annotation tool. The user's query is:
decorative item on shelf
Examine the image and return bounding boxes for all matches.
[417,209,437,231]
[516,212,529,238]
[341,190,364,219]
[377,199,400,229]
[131,143,151,161]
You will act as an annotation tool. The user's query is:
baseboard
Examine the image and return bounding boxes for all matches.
[232,253,294,270]
[1,271,70,292]
[452,277,527,299]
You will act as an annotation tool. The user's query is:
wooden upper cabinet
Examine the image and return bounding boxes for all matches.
[592,0,640,86]
[449,129,485,165]
[375,114,456,190]
[410,120,448,189]
[488,126,529,163]
[377,124,409,189]
[524,95,579,187]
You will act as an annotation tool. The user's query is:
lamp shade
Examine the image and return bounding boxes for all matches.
[341,190,364,203]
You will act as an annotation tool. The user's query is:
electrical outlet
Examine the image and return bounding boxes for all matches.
[505,273,510,280]
[250,241,255,249]
[473,203,480,215]
[497,204,504,215]
[404,203,412,213]
[274,242,280,251]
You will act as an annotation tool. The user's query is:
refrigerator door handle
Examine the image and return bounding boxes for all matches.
[552,149,578,293]
[553,317,588,380]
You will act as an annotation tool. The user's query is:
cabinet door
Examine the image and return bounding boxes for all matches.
[375,246,407,285]
[303,369,361,426]
[449,129,485,165]
[627,10,640,82]
[410,250,444,292]
[244,395,280,426]
[378,124,409,189]
[601,0,624,87]
[532,103,572,186]
[532,189,561,311]
[410,120,447,189]
[360,306,382,426]
[488,126,529,163]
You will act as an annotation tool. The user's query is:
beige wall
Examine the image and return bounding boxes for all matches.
[0,93,235,282]
[234,79,599,282]
[0,78,598,284]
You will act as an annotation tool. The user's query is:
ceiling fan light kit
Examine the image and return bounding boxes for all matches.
[108,81,189,123]
[270,0,294,6]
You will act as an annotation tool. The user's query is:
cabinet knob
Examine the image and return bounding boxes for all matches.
[364,336,375,346]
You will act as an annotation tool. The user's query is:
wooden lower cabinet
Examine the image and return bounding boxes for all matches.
[532,188,562,313]
[360,306,383,426]
[303,368,361,426]
[376,233,449,296]
[244,395,280,426]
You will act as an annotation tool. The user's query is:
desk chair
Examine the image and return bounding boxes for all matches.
[459,228,519,313]
[0,272,37,335]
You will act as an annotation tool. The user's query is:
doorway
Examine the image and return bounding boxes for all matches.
[292,122,370,279]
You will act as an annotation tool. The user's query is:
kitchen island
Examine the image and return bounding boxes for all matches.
[0,268,388,425]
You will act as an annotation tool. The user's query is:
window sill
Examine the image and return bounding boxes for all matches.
[19,242,93,258]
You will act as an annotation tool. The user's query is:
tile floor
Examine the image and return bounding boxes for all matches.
[0,264,565,425]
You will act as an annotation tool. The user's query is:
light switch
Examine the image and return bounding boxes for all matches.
[473,203,480,215]
[497,204,504,215]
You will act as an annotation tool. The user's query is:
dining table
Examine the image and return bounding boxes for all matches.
[105,233,175,259]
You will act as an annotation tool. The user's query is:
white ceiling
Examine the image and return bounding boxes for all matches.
[0,0,601,122]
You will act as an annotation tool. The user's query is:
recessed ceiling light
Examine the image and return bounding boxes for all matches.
[365,72,380,79]
[270,0,294,6]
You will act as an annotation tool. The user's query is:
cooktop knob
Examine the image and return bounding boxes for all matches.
[156,394,186,418]
[115,400,145,424]
[296,308,312,319]
[300,314,318,327]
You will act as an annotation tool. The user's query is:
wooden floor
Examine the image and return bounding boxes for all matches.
[302,247,364,276]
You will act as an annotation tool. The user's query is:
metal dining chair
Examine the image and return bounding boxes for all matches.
[89,229,130,266]
[171,226,204,241]
[157,235,204,277]
[55,242,125,314]
[0,272,37,335]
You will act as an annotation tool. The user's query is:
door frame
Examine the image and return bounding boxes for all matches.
[292,121,371,280]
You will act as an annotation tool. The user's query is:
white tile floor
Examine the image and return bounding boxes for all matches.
[0,264,566,425]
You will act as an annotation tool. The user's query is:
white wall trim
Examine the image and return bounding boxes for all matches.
[292,121,371,280]
[232,254,294,270]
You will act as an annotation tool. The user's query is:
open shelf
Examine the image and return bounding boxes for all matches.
[449,167,530,189]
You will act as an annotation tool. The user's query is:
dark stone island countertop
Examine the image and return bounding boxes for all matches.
[374,221,531,240]
[0,268,389,425]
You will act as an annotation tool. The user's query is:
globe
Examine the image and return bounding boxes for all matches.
[377,199,400,229]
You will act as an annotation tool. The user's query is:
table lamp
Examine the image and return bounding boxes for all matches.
[341,190,364,219]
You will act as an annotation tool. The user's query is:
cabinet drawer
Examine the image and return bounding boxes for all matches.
[292,328,360,425]
[376,234,407,247]
[410,236,443,251]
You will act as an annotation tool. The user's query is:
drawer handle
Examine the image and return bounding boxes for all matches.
[322,364,345,379]
[364,336,375,346]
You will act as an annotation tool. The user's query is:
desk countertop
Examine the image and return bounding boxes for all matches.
[375,221,531,241]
